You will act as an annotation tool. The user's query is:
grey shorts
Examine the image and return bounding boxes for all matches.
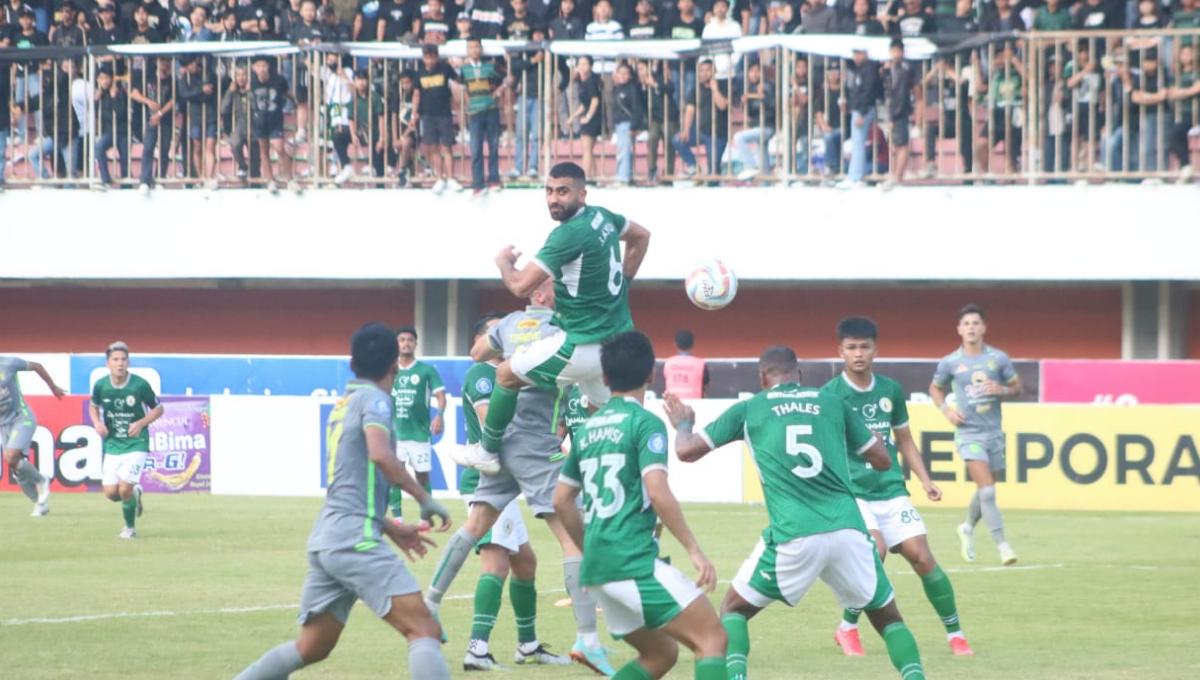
[956,432,1006,470]
[297,544,421,625]
[472,433,562,516]
[420,116,455,147]
[0,418,36,452]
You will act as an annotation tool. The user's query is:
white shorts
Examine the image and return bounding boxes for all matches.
[732,529,894,612]
[396,440,432,473]
[464,496,529,555]
[589,559,703,638]
[857,497,928,550]
[508,330,611,408]
[102,452,148,486]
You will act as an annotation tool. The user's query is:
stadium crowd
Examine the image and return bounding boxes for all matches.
[1,0,1198,190]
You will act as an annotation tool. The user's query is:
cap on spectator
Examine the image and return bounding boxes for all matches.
[353,68,369,79]
[18,6,35,17]
[97,64,115,77]
[852,45,868,54]
[422,44,439,56]
[97,3,117,12]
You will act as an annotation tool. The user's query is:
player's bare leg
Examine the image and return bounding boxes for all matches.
[655,596,728,679]
[103,478,140,538]
[836,528,885,656]
[895,535,972,655]
[383,592,451,678]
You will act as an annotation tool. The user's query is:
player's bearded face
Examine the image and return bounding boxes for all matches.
[397,334,417,357]
[545,179,584,221]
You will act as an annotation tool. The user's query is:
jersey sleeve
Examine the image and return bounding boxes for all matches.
[532,225,582,280]
[997,351,1019,384]
[558,439,582,487]
[91,379,103,406]
[140,379,160,409]
[931,356,953,390]
[843,400,876,456]
[427,364,445,393]
[891,381,910,429]
[636,413,670,477]
[2,357,29,373]
[700,399,748,450]
[363,393,393,434]
[486,320,504,353]
[604,207,630,236]
[463,367,494,406]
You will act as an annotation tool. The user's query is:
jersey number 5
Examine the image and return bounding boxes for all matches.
[580,453,627,521]
[786,424,824,479]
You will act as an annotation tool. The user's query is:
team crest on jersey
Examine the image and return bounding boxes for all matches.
[860,403,878,420]
[126,395,136,406]
[647,432,667,454]
[879,397,893,413]
[411,375,421,385]
[475,377,493,394]
[955,363,968,374]
[517,318,540,330]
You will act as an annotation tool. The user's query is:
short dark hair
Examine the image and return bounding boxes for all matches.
[467,37,482,45]
[353,68,369,80]
[548,161,587,183]
[351,323,400,380]
[890,37,904,51]
[602,331,656,392]
[472,312,504,340]
[837,316,878,342]
[758,345,799,379]
[675,329,695,351]
[396,325,418,340]
[105,341,130,358]
[958,303,986,322]
[422,44,439,56]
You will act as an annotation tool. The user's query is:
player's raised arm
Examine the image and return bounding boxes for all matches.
[495,245,550,298]
[620,220,651,280]
[469,329,502,363]
[365,426,451,530]
[662,393,712,462]
[25,361,65,399]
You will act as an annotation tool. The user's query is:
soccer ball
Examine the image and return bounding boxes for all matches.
[685,260,738,311]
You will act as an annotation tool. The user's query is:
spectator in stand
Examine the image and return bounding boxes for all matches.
[921,53,974,177]
[663,329,708,398]
[128,3,165,42]
[223,64,257,184]
[239,0,276,39]
[770,1,801,33]
[1130,0,1164,29]
[610,60,643,185]
[132,57,177,190]
[48,2,86,46]
[506,26,545,179]
[290,0,325,44]
[665,0,705,38]
[179,56,218,188]
[1104,47,1137,172]
[977,40,1024,175]
[840,0,885,34]
[1176,0,1200,37]
[799,0,838,33]
[386,70,416,183]
[673,57,729,178]
[742,0,769,35]
[28,58,83,180]
[813,62,845,179]
[505,0,534,37]
[454,12,471,37]
[1042,53,1071,174]
[550,0,585,38]
[1168,44,1199,182]
[1033,0,1071,30]
[568,53,603,177]
[6,6,47,143]
[981,0,1025,31]
[463,37,505,194]
[377,0,416,40]
[287,0,325,147]
[277,0,304,41]
[249,54,298,192]
[550,0,585,132]
[704,0,742,83]
[132,0,170,34]
[789,54,810,173]
[1131,48,1168,173]
[414,44,462,192]
[469,0,505,38]
[882,36,918,188]
[216,8,243,39]
[890,0,934,36]
[322,4,351,40]
[92,65,129,190]
[184,5,213,40]
[420,0,451,42]
[1065,43,1102,172]
[354,0,382,40]
[936,0,975,34]
[734,59,775,180]
[839,45,882,188]
[321,52,356,185]
[586,0,624,131]
[639,60,678,182]
[167,0,194,40]
[628,0,658,37]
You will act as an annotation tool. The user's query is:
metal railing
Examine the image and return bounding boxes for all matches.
[2,32,1197,190]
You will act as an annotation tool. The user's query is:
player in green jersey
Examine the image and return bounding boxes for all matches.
[390,326,447,518]
[1,355,65,517]
[458,161,652,475]
[554,330,728,680]
[458,313,568,671]
[88,342,164,540]
[665,346,928,680]
[827,317,972,657]
[930,304,1022,566]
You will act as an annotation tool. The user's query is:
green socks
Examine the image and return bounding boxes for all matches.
[388,488,403,518]
[121,497,137,529]
[613,661,653,680]
[920,565,961,634]
[722,613,749,680]
[696,656,727,680]
[509,578,538,644]
[842,606,863,626]
[881,622,926,680]
[480,384,519,452]
[470,574,504,642]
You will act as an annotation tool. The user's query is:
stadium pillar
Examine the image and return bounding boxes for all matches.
[414,280,477,356]
[1122,282,1188,359]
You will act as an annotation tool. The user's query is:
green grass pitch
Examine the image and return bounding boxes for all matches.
[2,494,1197,679]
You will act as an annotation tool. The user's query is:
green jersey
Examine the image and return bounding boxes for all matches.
[702,383,874,544]
[91,374,160,455]
[459,362,497,495]
[462,60,501,115]
[391,360,445,443]
[533,205,635,345]
[560,396,670,586]
[822,373,911,502]
[562,386,590,440]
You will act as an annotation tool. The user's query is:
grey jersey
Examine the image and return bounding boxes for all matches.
[932,345,1017,436]
[308,380,395,553]
[0,356,31,426]
[488,305,562,452]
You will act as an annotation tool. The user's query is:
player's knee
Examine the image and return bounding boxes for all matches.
[2,449,20,465]
[978,485,997,502]
[511,548,537,581]
[698,621,729,658]
[296,638,335,664]
[643,639,679,676]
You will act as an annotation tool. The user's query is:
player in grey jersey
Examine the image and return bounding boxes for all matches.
[233,323,453,680]
[930,304,1022,566]
[437,280,616,676]
[1,356,65,517]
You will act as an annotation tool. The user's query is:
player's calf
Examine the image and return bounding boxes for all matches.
[865,601,927,680]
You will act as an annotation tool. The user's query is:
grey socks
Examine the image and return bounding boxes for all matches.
[232,641,305,680]
[15,459,44,502]
[408,636,451,680]
[563,556,598,637]
[424,527,480,610]
[976,485,1006,544]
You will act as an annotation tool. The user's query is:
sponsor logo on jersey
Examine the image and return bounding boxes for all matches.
[861,403,878,420]
[475,377,493,394]
[126,395,136,406]
[879,397,893,413]
[955,363,968,374]
[517,318,541,330]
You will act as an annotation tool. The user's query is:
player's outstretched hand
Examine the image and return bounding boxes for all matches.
[419,496,453,532]
[689,548,717,593]
[662,394,696,430]
[924,481,943,502]
[388,520,438,562]
[494,245,521,269]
